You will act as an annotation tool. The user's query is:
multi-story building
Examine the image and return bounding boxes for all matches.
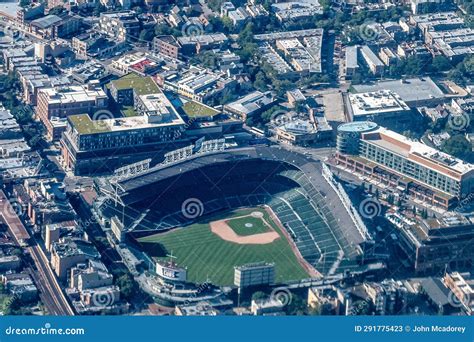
[153,35,181,59]
[16,3,44,24]
[335,122,474,208]
[352,77,446,108]
[70,260,113,291]
[359,45,385,75]
[223,91,276,121]
[276,38,321,73]
[35,82,108,141]
[158,66,236,104]
[30,14,82,39]
[345,45,359,78]
[72,32,126,59]
[99,11,140,42]
[0,256,21,272]
[19,178,76,227]
[177,33,228,55]
[411,12,474,62]
[388,211,474,273]
[275,118,332,146]
[51,238,100,279]
[443,272,474,315]
[346,90,415,131]
[60,85,187,175]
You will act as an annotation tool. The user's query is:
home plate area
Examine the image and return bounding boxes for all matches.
[210,211,280,245]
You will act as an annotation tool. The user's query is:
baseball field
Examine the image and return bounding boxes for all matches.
[138,207,309,286]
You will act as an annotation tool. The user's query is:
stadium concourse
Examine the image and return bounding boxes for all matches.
[95,146,372,277]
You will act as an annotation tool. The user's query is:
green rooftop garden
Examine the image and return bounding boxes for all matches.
[69,114,111,135]
[180,101,220,118]
[121,105,139,118]
[110,73,160,95]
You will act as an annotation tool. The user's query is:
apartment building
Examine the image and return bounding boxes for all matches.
[35,82,108,141]
[99,11,140,42]
[335,122,474,208]
[60,86,187,175]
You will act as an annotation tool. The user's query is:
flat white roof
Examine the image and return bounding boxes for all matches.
[363,126,474,176]
[349,90,410,116]
[40,85,107,105]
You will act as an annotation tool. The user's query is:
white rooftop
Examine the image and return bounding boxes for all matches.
[40,85,107,105]
[349,90,410,116]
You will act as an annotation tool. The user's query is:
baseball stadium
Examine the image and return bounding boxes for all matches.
[95,146,370,287]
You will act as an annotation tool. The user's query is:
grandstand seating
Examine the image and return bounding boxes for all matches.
[97,157,363,275]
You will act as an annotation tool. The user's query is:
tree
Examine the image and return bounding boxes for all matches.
[155,24,172,36]
[294,101,307,114]
[448,69,466,85]
[431,56,451,72]
[191,51,218,69]
[251,291,267,301]
[138,29,155,43]
[402,130,418,140]
[19,0,31,7]
[133,6,143,15]
[49,6,65,16]
[93,3,106,17]
[463,55,474,76]
[441,135,472,160]
[116,274,134,300]
[284,293,307,315]
[421,208,428,219]
[253,71,267,91]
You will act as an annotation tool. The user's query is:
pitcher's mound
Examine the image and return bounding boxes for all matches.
[210,218,279,245]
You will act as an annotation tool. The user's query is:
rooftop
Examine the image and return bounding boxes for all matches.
[361,125,474,177]
[39,84,107,105]
[31,14,62,29]
[352,77,445,105]
[349,90,410,116]
[338,121,379,133]
[110,74,160,95]
[69,106,185,135]
[225,91,276,115]
[180,101,220,118]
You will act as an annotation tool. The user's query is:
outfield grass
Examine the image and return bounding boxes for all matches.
[138,208,308,286]
[226,215,270,236]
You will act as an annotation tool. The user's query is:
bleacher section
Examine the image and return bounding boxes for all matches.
[96,148,367,276]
